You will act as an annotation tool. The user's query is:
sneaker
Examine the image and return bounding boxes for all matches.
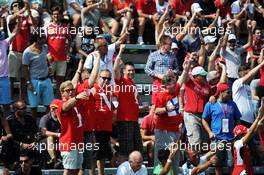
[137,36,144,45]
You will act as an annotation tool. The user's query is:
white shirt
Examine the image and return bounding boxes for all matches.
[220,47,245,79]
[84,43,116,84]
[66,0,84,16]
[231,0,254,15]
[232,79,255,123]
[117,161,148,175]
[181,155,207,175]
[155,0,168,15]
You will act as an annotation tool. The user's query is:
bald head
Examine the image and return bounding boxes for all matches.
[128,151,143,172]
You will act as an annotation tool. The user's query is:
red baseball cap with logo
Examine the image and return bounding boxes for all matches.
[233,125,248,137]
[50,99,61,109]
[213,83,229,97]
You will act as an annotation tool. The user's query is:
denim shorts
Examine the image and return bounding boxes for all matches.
[61,150,83,170]
[0,77,11,104]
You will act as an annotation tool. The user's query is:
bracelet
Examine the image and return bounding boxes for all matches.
[26,80,31,85]
[77,71,81,74]
[167,159,172,163]
[20,142,23,147]
[165,106,168,112]
[57,133,61,137]
[259,6,262,9]
[75,96,79,101]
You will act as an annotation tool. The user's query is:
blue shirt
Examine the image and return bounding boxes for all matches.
[202,100,241,141]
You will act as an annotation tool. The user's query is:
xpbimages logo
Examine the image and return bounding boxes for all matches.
[35,142,100,153]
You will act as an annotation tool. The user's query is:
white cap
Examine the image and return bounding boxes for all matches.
[204,36,217,44]
[191,3,203,13]
[192,66,207,76]
[207,71,218,82]
[171,42,178,49]
[228,34,236,41]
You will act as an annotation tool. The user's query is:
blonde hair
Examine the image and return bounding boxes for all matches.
[59,80,73,92]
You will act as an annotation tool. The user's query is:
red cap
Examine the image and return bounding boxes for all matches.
[233,125,248,137]
[50,99,61,109]
[215,57,226,65]
[213,83,229,97]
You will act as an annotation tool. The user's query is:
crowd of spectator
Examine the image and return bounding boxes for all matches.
[1,0,264,175]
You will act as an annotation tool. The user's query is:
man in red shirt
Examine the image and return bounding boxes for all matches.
[7,1,37,100]
[140,114,156,166]
[71,52,101,175]
[169,0,193,21]
[90,69,117,175]
[45,6,71,98]
[184,66,211,147]
[154,59,192,174]
[113,45,148,164]
[57,80,89,175]
[136,0,159,45]
[247,28,264,68]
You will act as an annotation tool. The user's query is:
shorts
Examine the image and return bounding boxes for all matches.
[0,77,11,104]
[27,78,54,108]
[61,150,83,170]
[95,131,112,160]
[82,132,96,169]
[117,121,143,156]
[184,112,208,146]
[101,16,116,26]
[51,61,67,77]
[8,51,23,79]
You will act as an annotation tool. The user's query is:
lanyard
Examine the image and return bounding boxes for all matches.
[217,102,228,118]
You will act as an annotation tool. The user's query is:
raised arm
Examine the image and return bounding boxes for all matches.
[114,44,125,81]
[217,63,227,85]
[242,97,264,144]
[242,21,253,50]
[7,16,21,44]
[241,49,264,84]
[191,156,217,175]
[71,59,84,89]
[175,12,197,42]
[208,38,223,72]
[88,51,101,88]
[159,143,178,175]
[177,59,192,87]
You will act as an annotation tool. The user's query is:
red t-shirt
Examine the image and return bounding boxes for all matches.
[93,84,113,132]
[260,67,264,86]
[115,77,139,122]
[9,16,30,52]
[233,139,253,175]
[154,83,183,132]
[57,100,84,152]
[136,0,157,15]
[112,0,133,10]
[247,37,264,57]
[76,80,95,132]
[214,0,231,18]
[170,0,193,15]
[140,114,156,135]
[184,77,211,113]
[46,23,71,61]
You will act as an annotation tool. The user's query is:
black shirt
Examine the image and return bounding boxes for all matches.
[14,165,42,175]
[39,112,61,133]
[7,114,38,144]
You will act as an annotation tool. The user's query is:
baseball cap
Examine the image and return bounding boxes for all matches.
[191,3,203,13]
[204,36,217,44]
[171,42,178,49]
[228,34,236,41]
[215,57,226,65]
[50,99,61,109]
[213,83,229,97]
[207,71,219,82]
[233,125,248,137]
[192,66,207,76]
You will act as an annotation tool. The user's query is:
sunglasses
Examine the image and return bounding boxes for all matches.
[99,44,107,47]
[12,3,20,8]
[17,106,27,110]
[64,88,74,93]
[100,76,111,81]
[20,159,29,164]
